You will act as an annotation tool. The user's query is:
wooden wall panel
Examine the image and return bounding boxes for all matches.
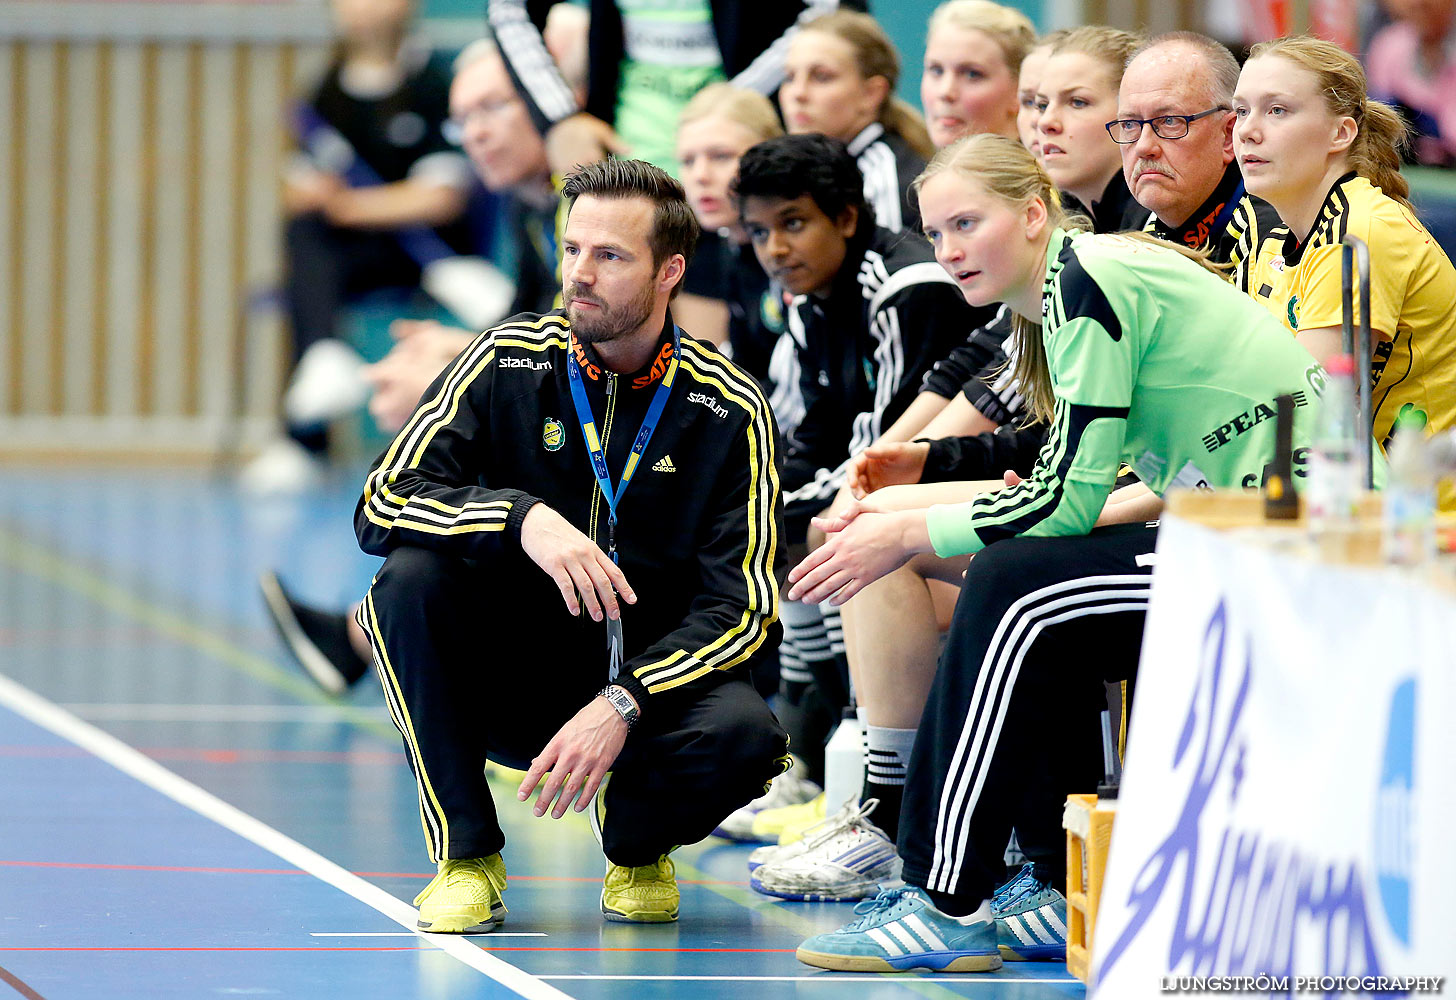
[61,44,102,418]
[0,44,16,417]
[196,42,239,423]
[19,42,56,416]
[103,43,144,422]
[0,33,327,456]
[149,43,191,419]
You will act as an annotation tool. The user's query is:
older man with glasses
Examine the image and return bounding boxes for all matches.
[1110,31,1282,289]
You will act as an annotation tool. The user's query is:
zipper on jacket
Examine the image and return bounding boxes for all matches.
[588,372,619,546]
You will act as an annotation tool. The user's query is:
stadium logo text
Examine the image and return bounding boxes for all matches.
[687,392,728,419]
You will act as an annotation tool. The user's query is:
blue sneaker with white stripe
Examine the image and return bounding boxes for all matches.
[993,869,1067,961]
[796,886,1002,973]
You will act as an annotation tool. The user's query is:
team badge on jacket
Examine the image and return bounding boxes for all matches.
[542,417,565,452]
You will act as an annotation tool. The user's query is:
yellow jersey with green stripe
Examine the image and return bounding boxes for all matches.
[1247,173,1456,509]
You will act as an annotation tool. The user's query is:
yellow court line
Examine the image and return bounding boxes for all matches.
[0,525,394,740]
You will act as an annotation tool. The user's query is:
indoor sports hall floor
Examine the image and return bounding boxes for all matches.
[0,463,1087,1000]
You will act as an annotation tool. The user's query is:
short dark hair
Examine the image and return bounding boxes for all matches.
[561,159,699,294]
[733,134,868,227]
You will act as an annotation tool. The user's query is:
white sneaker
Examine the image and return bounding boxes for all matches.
[747,795,861,871]
[713,757,821,842]
[749,798,901,901]
[239,438,325,496]
[284,338,368,425]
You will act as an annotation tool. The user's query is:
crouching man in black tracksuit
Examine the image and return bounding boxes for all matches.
[356,159,788,933]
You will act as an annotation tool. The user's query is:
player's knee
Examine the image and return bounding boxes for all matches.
[372,546,458,609]
[708,691,789,773]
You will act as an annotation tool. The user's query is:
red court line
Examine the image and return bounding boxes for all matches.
[0,947,795,954]
[0,963,48,1000]
[0,860,748,887]
[0,948,422,953]
[0,746,399,765]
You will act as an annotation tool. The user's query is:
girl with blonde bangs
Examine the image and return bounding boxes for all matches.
[785,134,1331,974]
[780,10,934,233]
[921,0,1035,147]
[1236,35,1456,508]
[673,84,785,381]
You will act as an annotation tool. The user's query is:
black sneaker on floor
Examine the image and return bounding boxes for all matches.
[259,570,370,695]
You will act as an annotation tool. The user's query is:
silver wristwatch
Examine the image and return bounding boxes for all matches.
[599,684,640,731]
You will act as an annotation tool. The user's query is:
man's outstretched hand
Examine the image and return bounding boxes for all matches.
[520,504,636,622]
[517,693,635,818]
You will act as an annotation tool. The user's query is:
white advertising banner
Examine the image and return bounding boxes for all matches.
[1091,516,1456,997]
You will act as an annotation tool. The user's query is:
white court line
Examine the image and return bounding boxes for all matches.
[538,976,1073,983]
[0,674,570,1000]
[61,702,393,723]
[313,932,547,938]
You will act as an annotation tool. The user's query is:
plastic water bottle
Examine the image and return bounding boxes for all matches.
[1382,411,1436,566]
[1305,354,1361,543]
[823,710,864,813]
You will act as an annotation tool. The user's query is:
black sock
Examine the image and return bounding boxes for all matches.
[862,781,903,842]
[926,888,983,918]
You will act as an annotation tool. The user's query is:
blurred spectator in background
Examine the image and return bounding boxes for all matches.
[781,10,936,233]
[365,36,567,434]
[1366,0,1456,165]
[259,30,583,694]
[674,84,785,384]
[487,0,865,177]
[243,0,475,495]
[920,0,1034,149]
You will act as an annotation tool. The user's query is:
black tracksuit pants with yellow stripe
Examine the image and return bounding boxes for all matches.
[900,523,1157,903]
[360,545,789,867]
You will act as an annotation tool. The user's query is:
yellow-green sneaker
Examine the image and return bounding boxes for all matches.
[601,854,679,923]
[749,791,827,844]
[413,855,508,933]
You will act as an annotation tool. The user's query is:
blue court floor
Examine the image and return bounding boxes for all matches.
[0,463,1087,1000]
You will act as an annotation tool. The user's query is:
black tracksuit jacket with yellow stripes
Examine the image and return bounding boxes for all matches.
[355,309,784,711]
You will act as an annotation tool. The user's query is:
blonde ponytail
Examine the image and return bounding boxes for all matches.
[884,97,936,159]
[1353,100,1413,208]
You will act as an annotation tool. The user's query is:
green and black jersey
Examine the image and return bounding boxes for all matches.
[925,228,1328,557]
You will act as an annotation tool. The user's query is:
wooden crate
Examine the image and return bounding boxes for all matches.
[1064,793,1116,985]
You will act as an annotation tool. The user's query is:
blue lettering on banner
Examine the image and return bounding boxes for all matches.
[1097,600,1385,985]
[1375,679,1415,947]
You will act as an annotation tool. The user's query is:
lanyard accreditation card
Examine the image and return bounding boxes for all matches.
[566,327,681,678]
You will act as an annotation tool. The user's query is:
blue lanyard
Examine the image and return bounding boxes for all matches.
[1209,180,1245,244]
[566,327,681,559]
[566,327,680,679]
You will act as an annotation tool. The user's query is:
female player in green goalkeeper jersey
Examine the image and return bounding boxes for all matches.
[781,132,1334,974]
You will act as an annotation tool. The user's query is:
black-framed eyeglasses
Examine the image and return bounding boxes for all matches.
[1104,107,1229,143]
